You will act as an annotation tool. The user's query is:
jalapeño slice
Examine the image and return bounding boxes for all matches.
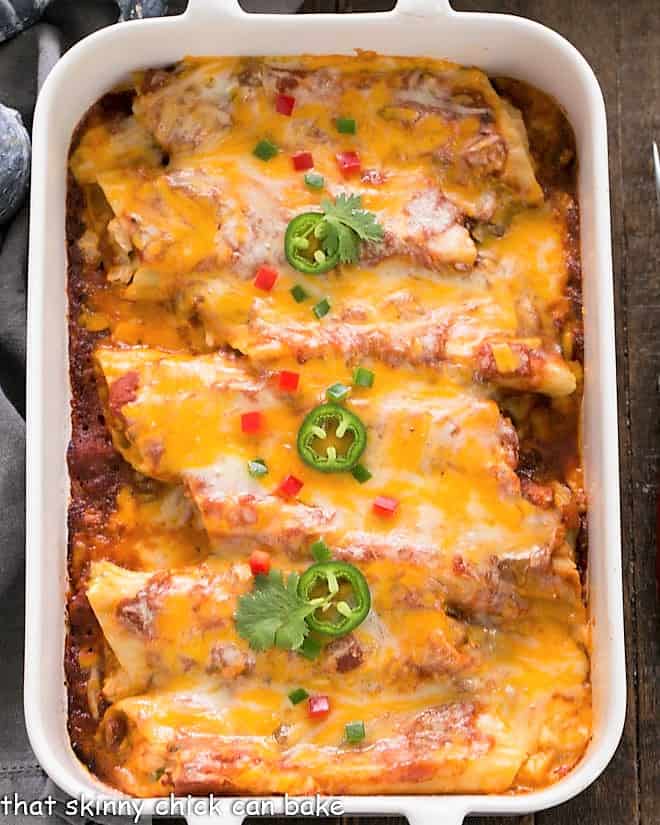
[297,403,366,473]
[284,212,339,275]
[297,561,371,637]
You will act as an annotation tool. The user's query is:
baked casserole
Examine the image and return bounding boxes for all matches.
[65,54,589,796]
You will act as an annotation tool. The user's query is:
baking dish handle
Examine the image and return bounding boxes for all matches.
[394,0,454,16]
[183,0,455,19]
[403,807,467,824]
[183,0,246,20]
[186,801,468,825]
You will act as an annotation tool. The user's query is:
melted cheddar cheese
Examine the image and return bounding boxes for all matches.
[65,53,589,798]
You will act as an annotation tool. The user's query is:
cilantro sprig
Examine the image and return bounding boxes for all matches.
[235,543,371,654]
[284,194,384,275]
[317,194,384,265]
[235,570,322,652]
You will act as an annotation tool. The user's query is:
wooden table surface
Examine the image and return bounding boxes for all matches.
[235,2,660,823]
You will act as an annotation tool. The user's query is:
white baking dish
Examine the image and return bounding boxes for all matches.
[25,1,625,822]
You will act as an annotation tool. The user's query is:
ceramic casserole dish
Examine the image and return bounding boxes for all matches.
[25,1,625,822]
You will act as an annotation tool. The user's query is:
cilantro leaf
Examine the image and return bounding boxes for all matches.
[235,570,317,652]
[318,219,339,260]
[320,194,384,243]
[329,219,360,264]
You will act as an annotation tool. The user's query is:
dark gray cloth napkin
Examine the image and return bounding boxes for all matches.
[0,10,44,813]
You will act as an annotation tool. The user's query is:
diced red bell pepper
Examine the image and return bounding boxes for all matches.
[241,411,263,434]
[254,265,278,291]
[275,94,296,116]
[249,550,271,576]
[292,151,314,171]
[336,150,361,177]
[278,475,304,497]
[278,370,300,392]
[308,695,331,719]
[373,495,399,516]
